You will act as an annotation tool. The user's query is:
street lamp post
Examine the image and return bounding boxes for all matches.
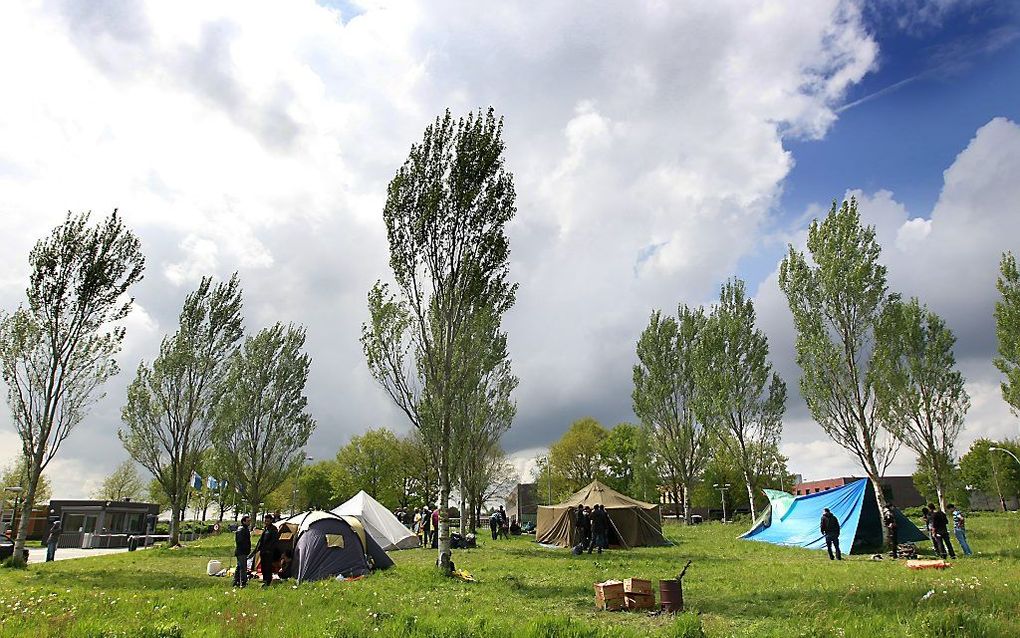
[290,455,314,515]
[712,483,731,523]
[989,446,1020,468]
[2,486,23,537]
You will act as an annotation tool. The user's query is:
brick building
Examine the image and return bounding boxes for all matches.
[793,476,925,508]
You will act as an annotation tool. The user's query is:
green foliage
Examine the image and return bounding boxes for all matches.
[698,278,786,519]
[912,452,969,509]
[334,428,406,508]
[779,197,898,519]
[1,555,27,570]
[549,417,608,491]
[213,323,315,522]
[0,456,51,503]
[299,460,338,510]
[995,251,1020,414]
[599,422,640,494]
[92,460,144,501]
[0,210,144,552]
[959,438,1020,505]
[120,274,243,544]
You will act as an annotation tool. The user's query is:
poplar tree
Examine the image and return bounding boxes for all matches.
[872,298,969,511]
[212,323,315,523]
[120,275,243,545]
[1,211,144,559]
[632,305,711,522]
[361,108,517,573]
[779,197,900,545]
[698,278,786,520]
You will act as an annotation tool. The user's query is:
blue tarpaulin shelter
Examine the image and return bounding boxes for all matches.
[741,479,926,554]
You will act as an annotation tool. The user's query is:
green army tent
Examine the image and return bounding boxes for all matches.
[535,480,668,548]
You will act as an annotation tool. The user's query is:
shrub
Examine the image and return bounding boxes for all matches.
[1,554,28,569]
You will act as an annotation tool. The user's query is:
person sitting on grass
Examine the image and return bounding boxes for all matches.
[949,504,972,556]
[820,508,842,561]
[929,503,956,560]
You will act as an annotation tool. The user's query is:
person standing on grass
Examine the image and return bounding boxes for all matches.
[949,504,972,556]
[489,508,500,541]
[820,508,841,560]
[253,514,278,588]
[929,503,956,559]
[420,507,430,548]
[574,506,590,551]
[883,506,899,558]
[589,504,608,554]
[233,516,251,588]
[44,518,62,562]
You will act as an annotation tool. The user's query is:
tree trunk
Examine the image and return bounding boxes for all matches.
[743,471,757,520]
[868,475,892,548]
[12,462,42,559]
[437,443,453,574]
[169,503,182,546]
[935,483,946,514]
[682,483,692,525]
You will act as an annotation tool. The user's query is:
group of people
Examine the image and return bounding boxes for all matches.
[572,504,610,554]
[488,506,510,540]
[232,513,293,588]
[921,502,973,559]
[402,505,439,549]
[821,501,974,563]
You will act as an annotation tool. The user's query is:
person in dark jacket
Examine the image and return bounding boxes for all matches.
[589,505,609,554]
[928,503,956,559]
[574,506,591,551]
[883,506,899,558]
[253,514,278,588]
[232,516,251,588]
[490,508,500,541]
[820,508,842,560]
[45,519,62,562]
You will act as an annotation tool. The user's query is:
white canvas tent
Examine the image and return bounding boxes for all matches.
[331,491,420,550]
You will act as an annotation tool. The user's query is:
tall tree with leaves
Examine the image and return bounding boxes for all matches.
[698,278,786,520]
[779,197,900,543]
[92,460,144,501]
[361,108,517,573]
[995,251,1020,414]
[599,423,641,495]
[0,211,144,559]
[872,298,969,511]
[120,274,242,545]
[633,305,712,522]
[213,323,315,523]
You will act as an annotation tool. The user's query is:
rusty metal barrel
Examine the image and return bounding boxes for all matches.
[659,578,683,613]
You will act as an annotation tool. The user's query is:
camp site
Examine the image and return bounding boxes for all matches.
[3,2,1020,637]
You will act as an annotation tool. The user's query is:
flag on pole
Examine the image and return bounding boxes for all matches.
[207,477,219,490]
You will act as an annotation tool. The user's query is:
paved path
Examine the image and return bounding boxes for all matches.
[27,546,133,564]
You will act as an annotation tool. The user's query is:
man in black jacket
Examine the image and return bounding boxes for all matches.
[232,516,251,588]
[820,508,842,560]
[253,514,278,588]
[929,503,956,559]
[574,506,591,552]
[589,505,609,554]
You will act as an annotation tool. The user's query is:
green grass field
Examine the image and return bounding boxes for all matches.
[2,515,1018,638]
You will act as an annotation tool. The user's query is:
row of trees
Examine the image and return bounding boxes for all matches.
[0,210,317,554]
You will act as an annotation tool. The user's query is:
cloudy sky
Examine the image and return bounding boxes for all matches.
[1,0,1019,498]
